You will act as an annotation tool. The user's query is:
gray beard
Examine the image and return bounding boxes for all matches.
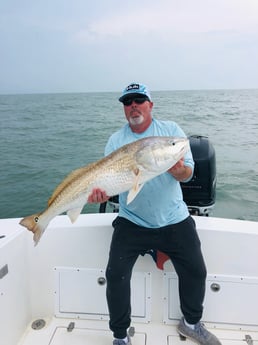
[129,115,144,126]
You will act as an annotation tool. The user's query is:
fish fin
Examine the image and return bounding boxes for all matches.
[19,213,48,246]
[67,207,83,223]
[127,169,144,204]
[127,183,145,204]
[47,164,96,207]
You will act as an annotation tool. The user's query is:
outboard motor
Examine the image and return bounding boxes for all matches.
[181,135,216,216]
[99,135,216,216]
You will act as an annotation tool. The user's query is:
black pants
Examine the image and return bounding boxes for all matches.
[105,216,207,339]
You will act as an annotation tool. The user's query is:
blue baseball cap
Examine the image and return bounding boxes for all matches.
[119,82,152,102]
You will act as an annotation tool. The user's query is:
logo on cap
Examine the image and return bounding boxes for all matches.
[126,83,140,91]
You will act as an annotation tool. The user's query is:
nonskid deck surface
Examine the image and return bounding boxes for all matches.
[18,317,258,345]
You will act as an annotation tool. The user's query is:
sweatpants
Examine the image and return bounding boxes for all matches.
[105,216,207,339]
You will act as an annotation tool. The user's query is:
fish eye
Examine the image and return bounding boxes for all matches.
[34,216,39,223]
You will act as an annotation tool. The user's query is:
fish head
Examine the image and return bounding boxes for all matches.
[135,136,190,173]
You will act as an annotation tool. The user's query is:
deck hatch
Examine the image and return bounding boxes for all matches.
[163,272,258,327]
[49,327,146,345]
[54,267,151,323]
[167,335,258,344]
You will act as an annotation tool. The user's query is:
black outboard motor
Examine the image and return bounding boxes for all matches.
[99,135,216,216]
[181,135,216,216]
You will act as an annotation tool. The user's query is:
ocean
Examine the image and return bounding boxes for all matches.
[0,89,257,222]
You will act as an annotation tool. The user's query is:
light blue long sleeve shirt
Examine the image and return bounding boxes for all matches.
[104,118,194,228]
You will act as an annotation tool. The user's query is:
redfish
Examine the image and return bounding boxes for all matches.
[20,136,189,245]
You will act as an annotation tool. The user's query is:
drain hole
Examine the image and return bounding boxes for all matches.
[31,319,46,330]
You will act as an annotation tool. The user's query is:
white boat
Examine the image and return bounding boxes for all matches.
[1,136,258,344]
[1,213,258,345]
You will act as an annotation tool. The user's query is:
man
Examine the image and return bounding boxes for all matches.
[88,83,221,345]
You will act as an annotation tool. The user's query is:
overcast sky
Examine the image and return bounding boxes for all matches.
[0,0,258,94]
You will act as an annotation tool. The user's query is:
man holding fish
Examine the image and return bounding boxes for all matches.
[88,83,221,345]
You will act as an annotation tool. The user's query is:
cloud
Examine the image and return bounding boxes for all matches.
[73,0,258,44]
[0,0,257,93]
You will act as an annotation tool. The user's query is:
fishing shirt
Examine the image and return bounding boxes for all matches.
[104,118,194,228]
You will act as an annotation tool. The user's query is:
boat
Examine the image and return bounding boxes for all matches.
[1,136,258,345]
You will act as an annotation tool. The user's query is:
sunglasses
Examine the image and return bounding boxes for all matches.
[122,97,149,106]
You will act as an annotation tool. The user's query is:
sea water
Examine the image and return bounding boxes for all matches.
[0,89,257,221]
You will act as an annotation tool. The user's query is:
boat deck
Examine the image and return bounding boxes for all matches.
[18,317,257,345]
[2,214,258,345]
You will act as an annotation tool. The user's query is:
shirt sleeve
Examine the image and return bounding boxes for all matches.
[104,135,116,156]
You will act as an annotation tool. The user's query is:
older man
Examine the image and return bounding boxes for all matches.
[88,82,221,345]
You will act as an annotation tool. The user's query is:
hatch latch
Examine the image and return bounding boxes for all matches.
[67,322,75,332]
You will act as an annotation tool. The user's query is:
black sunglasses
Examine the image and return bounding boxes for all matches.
[122,97,149,106]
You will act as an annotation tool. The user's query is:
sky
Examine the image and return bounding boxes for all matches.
[0,0,258,94]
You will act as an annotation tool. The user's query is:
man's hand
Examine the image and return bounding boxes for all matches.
[167,158,193,182]
[87,188,110,203]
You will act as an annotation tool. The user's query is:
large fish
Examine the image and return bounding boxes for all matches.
[20,136,189,245]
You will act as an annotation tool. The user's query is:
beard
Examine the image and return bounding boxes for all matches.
[128,114,144,126]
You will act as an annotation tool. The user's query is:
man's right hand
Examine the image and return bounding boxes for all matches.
[87,188,110,204]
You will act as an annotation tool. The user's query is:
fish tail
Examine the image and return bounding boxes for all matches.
[19,213,47,245]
